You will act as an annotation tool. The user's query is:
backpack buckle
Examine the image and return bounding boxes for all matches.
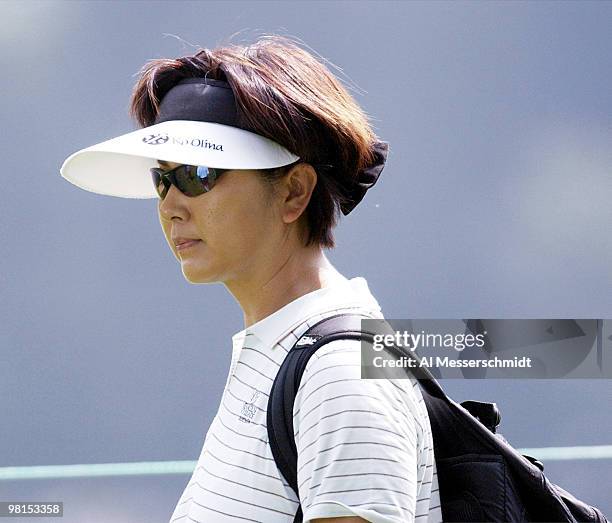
[460,400,502,433]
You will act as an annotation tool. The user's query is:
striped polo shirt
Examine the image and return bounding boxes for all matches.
[169,276,442,523]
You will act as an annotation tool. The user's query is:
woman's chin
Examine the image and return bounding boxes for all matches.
[180,263,219,284]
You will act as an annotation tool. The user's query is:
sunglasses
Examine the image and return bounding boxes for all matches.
[151,160,327,200]
[150,164,231,200]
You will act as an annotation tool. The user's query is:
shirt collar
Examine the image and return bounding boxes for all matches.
[231,276,382,350]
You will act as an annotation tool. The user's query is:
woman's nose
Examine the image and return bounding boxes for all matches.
[158,184,190,221]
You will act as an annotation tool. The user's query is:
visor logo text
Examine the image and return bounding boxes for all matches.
[142,133,223,151]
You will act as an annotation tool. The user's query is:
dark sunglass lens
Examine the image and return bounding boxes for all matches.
[150,164,225,199]
[196,166,215,191]
[172,165,206,197]
[150,168,168,199]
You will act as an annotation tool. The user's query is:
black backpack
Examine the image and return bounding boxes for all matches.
[266,313,610,523]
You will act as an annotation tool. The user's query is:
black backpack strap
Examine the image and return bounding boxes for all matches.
[266,312,442,522]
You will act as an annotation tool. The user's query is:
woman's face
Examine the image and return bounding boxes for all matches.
[157,161,283,285]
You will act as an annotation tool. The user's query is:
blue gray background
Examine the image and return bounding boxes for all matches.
[1,1,611,521]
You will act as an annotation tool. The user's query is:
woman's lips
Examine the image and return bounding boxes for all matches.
[176,240,202,251]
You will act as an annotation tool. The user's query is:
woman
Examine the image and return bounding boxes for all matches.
[61,35,441,523]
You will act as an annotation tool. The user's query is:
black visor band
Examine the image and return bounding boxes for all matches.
[154,77,244,129]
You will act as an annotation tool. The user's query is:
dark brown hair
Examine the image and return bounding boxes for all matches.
[129,35,380,248]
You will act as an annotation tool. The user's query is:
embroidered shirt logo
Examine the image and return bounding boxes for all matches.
[296,335,321,346]
[238,390,261,424]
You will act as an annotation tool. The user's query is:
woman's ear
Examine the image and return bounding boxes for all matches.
[280,163,317,224]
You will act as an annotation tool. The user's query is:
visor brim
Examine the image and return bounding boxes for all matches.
[60,120,300,198]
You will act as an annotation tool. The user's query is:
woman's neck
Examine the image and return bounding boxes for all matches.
[225,246,346,329]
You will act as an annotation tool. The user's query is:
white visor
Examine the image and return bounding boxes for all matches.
[60,119,300,199]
